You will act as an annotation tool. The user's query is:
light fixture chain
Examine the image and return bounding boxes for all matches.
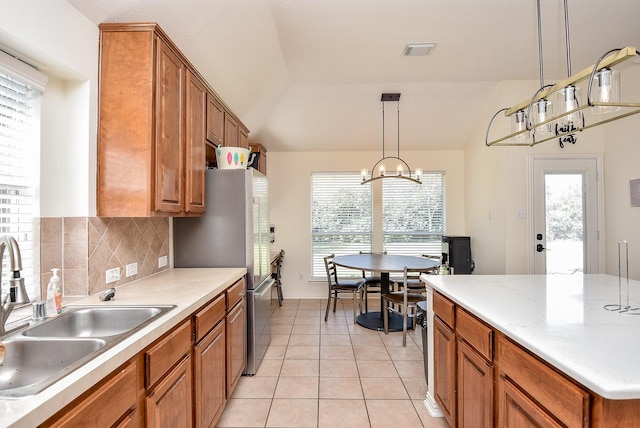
[563,0,572,77]
[397,98,400,158]
[381,100,385,158]
[536,0,545,88]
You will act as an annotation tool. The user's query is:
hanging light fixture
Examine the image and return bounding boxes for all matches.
[485,0,640,148]
[361,93,422,185]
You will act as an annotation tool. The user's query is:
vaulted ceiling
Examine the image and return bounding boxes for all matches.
[68,0,640,151]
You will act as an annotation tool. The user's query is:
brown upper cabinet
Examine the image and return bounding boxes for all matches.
[206,93,225,146]
[98,22,249,217]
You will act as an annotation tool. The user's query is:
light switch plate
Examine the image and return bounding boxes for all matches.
[631,179,640,207]
[106,267,120,284]
[158,255,168,268]
[125,262,138,277]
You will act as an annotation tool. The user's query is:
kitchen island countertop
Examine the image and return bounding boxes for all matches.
[0,267,246,428]
[422,273,640,400]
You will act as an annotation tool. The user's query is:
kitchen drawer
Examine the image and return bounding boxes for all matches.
[433,291,455,329]
[194,293,225,342]
[497,335,589,427]
[456,307,493,361]
[226,278,245,310]
[145,320,192,388]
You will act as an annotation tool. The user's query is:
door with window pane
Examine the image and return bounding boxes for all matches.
[531,156,601,274]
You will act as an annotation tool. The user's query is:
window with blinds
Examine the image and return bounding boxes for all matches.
[382,172,446,257]
[311,172,372,278]
[0,69,38,300]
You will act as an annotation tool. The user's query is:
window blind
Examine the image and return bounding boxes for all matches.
[382,172,446,257]
[311,172,373,279]
[0,67,39,300]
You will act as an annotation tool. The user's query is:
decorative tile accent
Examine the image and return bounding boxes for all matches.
[87,217,170,296]
[38,216,170,298]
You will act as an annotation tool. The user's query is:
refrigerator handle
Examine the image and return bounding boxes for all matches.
[254,196,263,277]
[255,278,274,298]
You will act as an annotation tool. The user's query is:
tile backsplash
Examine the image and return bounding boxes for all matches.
[39,217,169,298]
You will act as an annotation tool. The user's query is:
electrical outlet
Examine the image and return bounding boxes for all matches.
[125,262,138,277]
[158,255,168,268]
[105,267,121,284]
[298,272,304,280]
[515,208,527,219]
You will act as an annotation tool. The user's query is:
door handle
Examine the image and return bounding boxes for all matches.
[536,244,546,252]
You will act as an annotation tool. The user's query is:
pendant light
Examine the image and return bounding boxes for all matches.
[485,0,640,148]
[361,93,422,185]
[529,0,553,138]
[554,0,584,146]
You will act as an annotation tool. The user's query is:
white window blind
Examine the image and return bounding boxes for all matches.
[0,63,41,300]
[382,172,446,257]
[311,172,372,279]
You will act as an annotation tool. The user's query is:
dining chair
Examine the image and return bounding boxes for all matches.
[382,266,427,346]
[324,254,365,323]
[359,251,391,313]
[271,249,285,306]
[392,254,439,293]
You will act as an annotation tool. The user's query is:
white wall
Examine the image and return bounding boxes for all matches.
[0,0,98,217]
[602,66,640,279]
[465,74,640,279]
[267,150,465,299]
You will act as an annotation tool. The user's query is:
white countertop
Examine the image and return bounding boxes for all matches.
[423,273,640,400]
[0,267,246,428]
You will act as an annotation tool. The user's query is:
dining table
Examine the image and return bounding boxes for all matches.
[332,253,439,331]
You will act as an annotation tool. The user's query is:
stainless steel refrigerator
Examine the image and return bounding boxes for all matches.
[173,168,273,375]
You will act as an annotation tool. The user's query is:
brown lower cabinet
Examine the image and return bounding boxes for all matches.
[42,277,246,428]
[226,296,245,397]
[433,315,456,426]
[146,355,192,428]
[433,291,640,428]
[41,360,138,428]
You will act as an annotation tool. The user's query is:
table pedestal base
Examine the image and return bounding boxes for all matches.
[356,311,413,332]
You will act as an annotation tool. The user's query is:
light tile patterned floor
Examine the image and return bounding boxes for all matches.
[216,298,449,428]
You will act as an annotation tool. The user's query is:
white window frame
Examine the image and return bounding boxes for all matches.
[382,171,446,257]
[310,172,373,280]
[310,171,446,280]
[0,49,46,301]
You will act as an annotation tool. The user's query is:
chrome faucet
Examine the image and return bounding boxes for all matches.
[0,235,30,333]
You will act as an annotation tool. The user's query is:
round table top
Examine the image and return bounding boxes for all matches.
[333,253,439,273]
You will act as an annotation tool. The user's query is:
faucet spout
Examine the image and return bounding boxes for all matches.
[0,235,30,334]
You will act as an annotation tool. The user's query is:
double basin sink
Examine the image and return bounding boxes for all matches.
[0,305,174,398]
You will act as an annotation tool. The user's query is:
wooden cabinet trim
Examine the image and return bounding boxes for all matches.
[194,293,225,342]
[153,38,185,214]
[145,320,192,388]
[206,92,225,145]
[226,299,245,397]
[433,315,456,426]
[497,334,589,427]
[184,69,207,214]
[98,22,249,217]
[457,338,494,428]
[194,320,227,428]
[433,291,455,329]
[498,375,563,428]
[145,355,193,428]
[226,278,245,311]
[42,360,138,428]
[456,307,493,361]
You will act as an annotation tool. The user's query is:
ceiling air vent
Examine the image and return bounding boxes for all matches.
[403,43,436,56]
